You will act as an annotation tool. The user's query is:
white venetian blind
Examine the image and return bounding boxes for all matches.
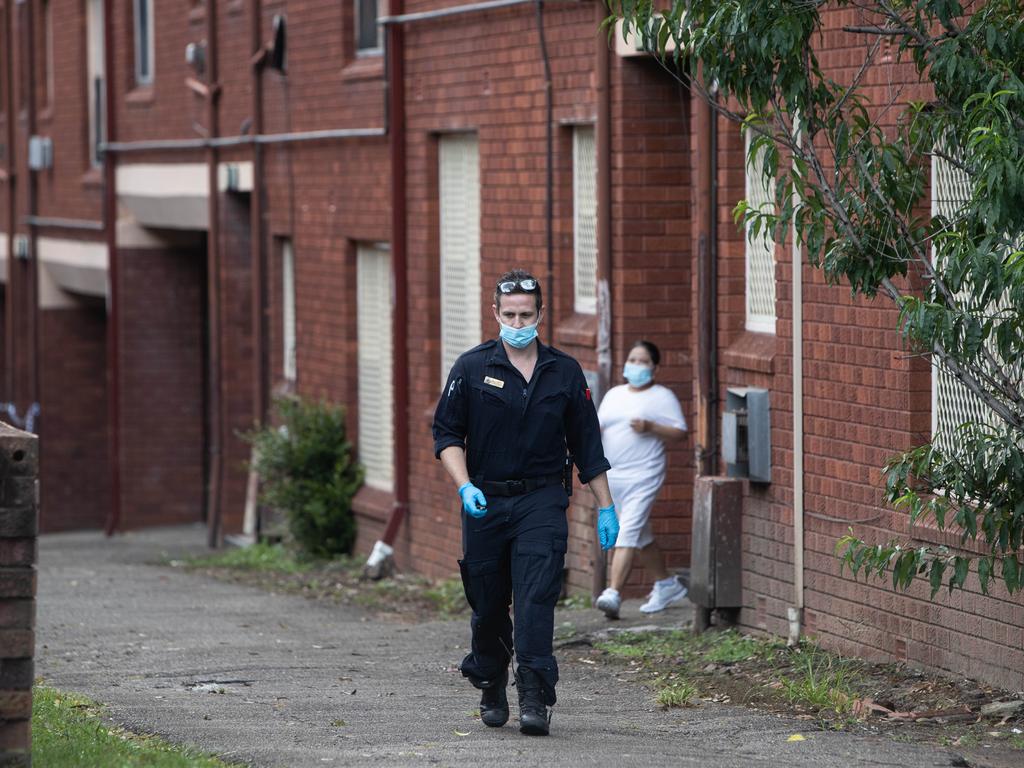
[357,243,394,491]
[282,240,296,383]
[930,153,996,452]
[744,128,777,334]
[573,126,598,314]
[439,133,481,385]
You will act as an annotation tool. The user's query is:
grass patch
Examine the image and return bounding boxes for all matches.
[33,685,240,768]
[180,542,324,574]
[654,676,698,708]
[777,645,861,722]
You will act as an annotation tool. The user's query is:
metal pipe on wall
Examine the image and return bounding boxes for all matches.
[22,0,39,414]
[535,0,554,341]
[102,0,122,534]
[379,0,410,548]
[593,0,612,598]
[3,0,16,402]
[249,0,267,428]
[206,0,224,548]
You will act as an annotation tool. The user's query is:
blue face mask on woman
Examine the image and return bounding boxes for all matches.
[500,321,539,349]
[623,363,653,387]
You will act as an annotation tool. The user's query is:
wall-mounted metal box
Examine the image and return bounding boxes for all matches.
[690,476,743,611]
[28,136,53,171]
[722,386,771,483]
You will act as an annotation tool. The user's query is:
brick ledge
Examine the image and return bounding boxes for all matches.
[721,330,776,374]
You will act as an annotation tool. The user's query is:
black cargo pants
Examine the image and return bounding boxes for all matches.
[458,483,569,706]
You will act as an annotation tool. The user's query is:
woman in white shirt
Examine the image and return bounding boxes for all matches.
[595,340,687,618]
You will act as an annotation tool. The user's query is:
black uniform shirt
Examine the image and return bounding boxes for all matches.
[432,339,611,485]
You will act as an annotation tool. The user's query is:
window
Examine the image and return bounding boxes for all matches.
[133,0,154,86]
[356,0,382,54]
[86,0,105,167]
[929,153,999,453]
[357,243,394,491]
[573,126,597,314]
[439,133,481,384]
[744,128,777,334]
[282,240,296,383]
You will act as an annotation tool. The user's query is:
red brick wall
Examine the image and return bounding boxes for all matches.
[117,245,206,529]
[38,302,110,532]
[216,191,255,533]
[717,6,1024,691]
[0,424,38,768]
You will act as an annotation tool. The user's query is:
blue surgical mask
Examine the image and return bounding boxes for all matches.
[500,321,539,349]
[623,363,653,387]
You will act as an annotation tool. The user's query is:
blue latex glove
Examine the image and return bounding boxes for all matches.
[597,504,619,550]
[458,481,488,519]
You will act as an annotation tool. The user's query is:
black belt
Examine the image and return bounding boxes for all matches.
[476,473,563,497]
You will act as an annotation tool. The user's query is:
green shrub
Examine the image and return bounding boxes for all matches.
[246,396,363,558]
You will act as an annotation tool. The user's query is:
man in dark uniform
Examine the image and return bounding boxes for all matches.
[432,269,620,736]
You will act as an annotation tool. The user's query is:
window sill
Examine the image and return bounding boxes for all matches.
[81,167,103,189]
[188,4,206,23]
[352,484,394,523]
[341,54,384,82]
[38,106,54,124]
[125,86,155,106]
[554,312,597,348]
[721,330,776,374]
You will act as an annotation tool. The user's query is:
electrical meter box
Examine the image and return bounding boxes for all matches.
[722,387,771,483]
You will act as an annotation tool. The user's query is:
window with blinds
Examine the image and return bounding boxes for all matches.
[439,133,481,385]
[282,240,296,383]
[930,154,1000,452]
[573,126,598,314]
[357,243,394,491]
[744,129,777,334]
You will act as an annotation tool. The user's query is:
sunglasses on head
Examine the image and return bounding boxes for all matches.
[497,278,538,293]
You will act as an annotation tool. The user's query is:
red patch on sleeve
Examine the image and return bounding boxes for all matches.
[585,388,592,401]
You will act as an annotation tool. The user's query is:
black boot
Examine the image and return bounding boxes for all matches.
[515,667,550,736]
[479,670,509,727]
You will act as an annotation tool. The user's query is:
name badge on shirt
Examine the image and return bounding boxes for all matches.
[484,376,505,389]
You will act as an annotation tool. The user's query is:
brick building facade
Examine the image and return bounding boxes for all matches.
[0,0,1020,692]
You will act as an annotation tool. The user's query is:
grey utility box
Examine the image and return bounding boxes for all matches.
[722,386,771,483]
[690,476,743,610]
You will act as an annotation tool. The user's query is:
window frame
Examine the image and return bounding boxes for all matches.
[743,127,778,335]
[133,0,155,87]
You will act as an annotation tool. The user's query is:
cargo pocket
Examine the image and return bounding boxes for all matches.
[512,538,568,606]
[459,557,502,616]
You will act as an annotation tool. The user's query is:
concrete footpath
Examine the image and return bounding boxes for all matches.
[37,526,975,768]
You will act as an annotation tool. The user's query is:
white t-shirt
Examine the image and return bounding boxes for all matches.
[597,383,686,478]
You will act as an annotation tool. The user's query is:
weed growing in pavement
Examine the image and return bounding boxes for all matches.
[421,577,468,618]
[557,592,592,610]
[777,645,861,724]
[33,684,241,768]
[654,677,698,708]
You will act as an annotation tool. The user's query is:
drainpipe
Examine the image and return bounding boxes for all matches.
[21,0,39,416]
[364,0,409,576]
[694,67,718,478]
[593,3,611,598]
[3,0,15,401]
[536,0,554,341]
[206,0,224,548]
[250,0,267,427]
[102,0,121,534]
[790,163,805,646]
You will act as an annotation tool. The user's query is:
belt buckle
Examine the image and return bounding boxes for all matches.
[506,479,525,495]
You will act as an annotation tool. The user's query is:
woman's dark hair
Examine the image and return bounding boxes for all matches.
[630,339,661,366]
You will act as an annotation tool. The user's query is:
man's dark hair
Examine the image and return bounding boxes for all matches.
[494,269,543,312]
[631,339,661,366]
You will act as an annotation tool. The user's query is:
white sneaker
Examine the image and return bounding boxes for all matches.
[639,579,688,613]
[595,588,621,620]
